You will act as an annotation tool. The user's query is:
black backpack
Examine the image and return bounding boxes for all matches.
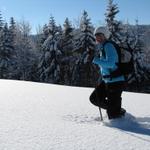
[102,40,134,80]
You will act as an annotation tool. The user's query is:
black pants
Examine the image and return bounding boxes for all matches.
[90,81,125,117]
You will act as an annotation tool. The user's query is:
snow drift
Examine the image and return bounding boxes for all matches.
[0,79,150,150]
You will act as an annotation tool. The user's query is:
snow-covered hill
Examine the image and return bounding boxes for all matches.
[0,79,150,150]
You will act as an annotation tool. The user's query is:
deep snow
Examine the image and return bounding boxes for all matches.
[0,79,150,150]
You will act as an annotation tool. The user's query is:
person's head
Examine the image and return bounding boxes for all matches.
[94,27,110,43]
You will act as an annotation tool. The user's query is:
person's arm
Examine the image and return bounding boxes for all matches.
[92,43,117,68]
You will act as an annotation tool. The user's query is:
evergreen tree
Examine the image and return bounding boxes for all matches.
[62,18,74,54]
[57,24,63,50]
[0,12,4,53]
[0,23,14,78]
[0,12,4,31]
[74,10,95,52]
[61,18,74,85]
[8,17,18,78]
[105,0,122,43]
[38,16,62,83]
[15,20,36,80]
[72,10,97,87]
[0,12,4,57]
[0,12,4,78]
[36,24,49,52]
[9,17,17,49]
[132,20,150,87]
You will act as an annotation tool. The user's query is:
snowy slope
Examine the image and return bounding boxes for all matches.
[0,79,150,150]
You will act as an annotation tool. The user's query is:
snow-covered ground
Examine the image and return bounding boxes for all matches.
[0,79,150,150]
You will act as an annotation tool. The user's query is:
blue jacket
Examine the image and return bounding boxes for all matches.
[93,41,125,83]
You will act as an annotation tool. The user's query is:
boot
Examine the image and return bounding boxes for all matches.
[108,108,126,120]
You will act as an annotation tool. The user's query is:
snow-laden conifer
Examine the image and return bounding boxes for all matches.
[105,0,122,43]
[60,18,74,85]
[15,20,36,80]
[72,10,98,87]
[38,16,62,83]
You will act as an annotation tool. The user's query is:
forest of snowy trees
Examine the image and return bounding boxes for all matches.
[0,0,150,93]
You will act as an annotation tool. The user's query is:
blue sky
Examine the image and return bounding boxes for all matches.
[0,0,149,34]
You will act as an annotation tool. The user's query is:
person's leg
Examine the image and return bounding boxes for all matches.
[90,81,108,109]
[106,81,125,119]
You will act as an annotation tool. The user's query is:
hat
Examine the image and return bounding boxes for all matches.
[94,27,110,39]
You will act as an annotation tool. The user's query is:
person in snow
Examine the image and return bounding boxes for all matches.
[90,27,126,119]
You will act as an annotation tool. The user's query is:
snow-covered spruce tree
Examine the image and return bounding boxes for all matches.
[62,18,74,55]
[0,23,14,78]
[131,20,150,89]
[72,10,97,87]
[15,20,37,81]
[36,24,49,52]
[119,23,138,90]
[105,0,123,43]
[0,12,4,31]
[9,17,16,43]
[8,17,19,78]
[0,12,4,45]
[38,16,62,84]
[0,12,4,78]
[0,12,4,49]
[61,18,74,85]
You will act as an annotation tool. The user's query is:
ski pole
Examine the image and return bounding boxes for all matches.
[99,107,103,121]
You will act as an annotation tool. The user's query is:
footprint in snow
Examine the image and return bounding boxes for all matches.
[63,114,107,124]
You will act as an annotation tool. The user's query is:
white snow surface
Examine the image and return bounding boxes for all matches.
[0,79,150,150]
